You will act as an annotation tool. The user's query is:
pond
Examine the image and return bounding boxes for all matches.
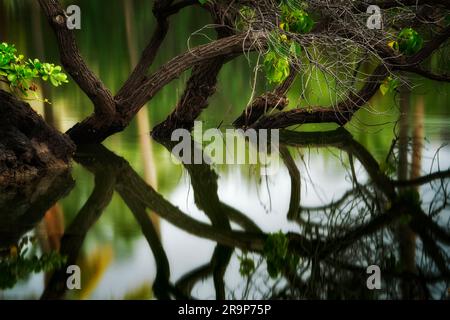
[0,1,449,300]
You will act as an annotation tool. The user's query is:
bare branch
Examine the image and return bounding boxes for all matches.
[37,0,115,121]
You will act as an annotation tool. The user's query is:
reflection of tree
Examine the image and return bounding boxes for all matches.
[39,127,449,299]
[0,170,74,290]
[278,127,450,299]
[41,162,116,299]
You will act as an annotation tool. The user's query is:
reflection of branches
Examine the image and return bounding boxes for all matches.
[279,145,301,220]
[393,169,450,187]
[275,128,450,299]
[121,195,174,300]
[40,126,450,299]
[41,168,115,300]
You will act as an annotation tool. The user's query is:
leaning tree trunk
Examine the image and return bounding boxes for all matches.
[0,89,75,184]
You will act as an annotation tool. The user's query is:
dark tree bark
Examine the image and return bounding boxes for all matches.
[0,90,75,184]
[233,70,297,128]
[152,3,236,138]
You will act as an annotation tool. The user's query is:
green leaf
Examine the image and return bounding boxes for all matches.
[281,7,314,34]
[0,41,68,98]
[264,51,290,84]
[380,76,399,95]
[397,28,423,55]
[7,74,16,82]
[289,42,302,57]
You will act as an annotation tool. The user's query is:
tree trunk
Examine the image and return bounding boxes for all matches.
[0,90,75,184]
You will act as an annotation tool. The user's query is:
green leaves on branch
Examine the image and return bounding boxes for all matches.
[397,28,423,55]
[379,76,399,96]
[280,7,314,34]
[264,50,291,84]
[262,6,312,85]
[236,6,256,30]
[263,33,302,84]
[388,28,423,56]
[0,42,68,97]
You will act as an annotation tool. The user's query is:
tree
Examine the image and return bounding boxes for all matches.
[0,0,449,179]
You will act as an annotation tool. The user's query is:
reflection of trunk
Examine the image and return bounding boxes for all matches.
[0,170,73,251]
[159,139,233,299]
[411,96,424,180]
[398,87,409,181]
[123,0,159,230]
[397,88,419,299]
[37,205,64,253]
[41,168,115,300]
[279,145,301,220]
[36,204,65,285]
[31,0,55,126]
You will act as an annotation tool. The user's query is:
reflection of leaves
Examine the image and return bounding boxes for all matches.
[123,283,153,300]
[238,252,255,276]
[0,235,67,289]
[0,251,67,289]
[263,231,299,278]
[398,214,413,225]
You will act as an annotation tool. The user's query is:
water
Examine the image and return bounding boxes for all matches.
[1,1,449,300]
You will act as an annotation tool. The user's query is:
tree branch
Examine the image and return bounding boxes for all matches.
[115,0,198,101]
[37,0,115,121]
[251,26,450,130]
[401,66,450,82]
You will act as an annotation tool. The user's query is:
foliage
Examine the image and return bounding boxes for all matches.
[390,28,423,56]
[262,5,312,84]
[379,76,399,95]
[236,6,256,30]
[237,232,299,279]
[0,236,67,289]
[264,49,291,84]
[238,252,255,276]
[279,7,314,34]
[0,42,68,97]
[263,231,299,278]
